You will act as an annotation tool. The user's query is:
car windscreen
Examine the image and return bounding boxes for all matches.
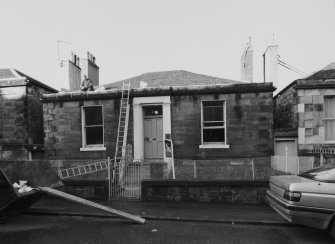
[299,164,335,183]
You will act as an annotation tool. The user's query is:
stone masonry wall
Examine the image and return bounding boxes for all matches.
[43,90,273,179]
[26,84,53,145]
[0,86,28,160]
[171,92,274,159]
[297,88,335,153]
[142,179,268,204]
[43,99,133,160]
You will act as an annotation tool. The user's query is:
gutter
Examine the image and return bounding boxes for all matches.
[42,83,276,103]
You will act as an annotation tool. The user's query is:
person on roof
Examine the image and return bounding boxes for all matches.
[80,75,94,91]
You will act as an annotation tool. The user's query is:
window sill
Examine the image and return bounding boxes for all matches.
[199,144,230,149]
[80,146,106,152]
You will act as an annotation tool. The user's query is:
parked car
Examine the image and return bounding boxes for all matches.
[266,164,335,239]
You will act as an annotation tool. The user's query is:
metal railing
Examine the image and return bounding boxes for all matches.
[109,145,142,200]
[271,154,326,175]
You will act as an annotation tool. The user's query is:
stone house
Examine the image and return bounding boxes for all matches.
[274,62,335,169]
[0,68,58,160]
[42,70,275,181]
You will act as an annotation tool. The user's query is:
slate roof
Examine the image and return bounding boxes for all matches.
[274,62,335,98]
[0,69,16,79]
[104,70,242,90]
[0,68,58,92]
[304,62,335,80]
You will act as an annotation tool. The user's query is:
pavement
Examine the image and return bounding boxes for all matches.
[26,196,291,226]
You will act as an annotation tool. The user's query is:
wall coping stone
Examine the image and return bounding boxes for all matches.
[142,179,269,187]
[62,179,108,186]
[274,128,298,138]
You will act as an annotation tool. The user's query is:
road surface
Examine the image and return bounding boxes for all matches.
[0,214,333,244]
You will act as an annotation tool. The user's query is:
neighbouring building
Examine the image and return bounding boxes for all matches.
[42,70,275,181]
[274,62,335,172]
[0,68,58,160]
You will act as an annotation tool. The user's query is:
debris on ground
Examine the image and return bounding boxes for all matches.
[13,180,33,193]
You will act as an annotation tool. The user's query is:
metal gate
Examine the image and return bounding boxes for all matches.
[109,147,142,200]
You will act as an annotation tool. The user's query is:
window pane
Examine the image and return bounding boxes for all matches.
[143,105,162,117]
[203,101,223,121]
[325,120,335,141]
[203,128,225,143]
[85,106,103,126]
[204,122,224,127]
[86,126,103,145]
[325,97,335,118]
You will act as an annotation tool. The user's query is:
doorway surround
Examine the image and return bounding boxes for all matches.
[133,96,171,162]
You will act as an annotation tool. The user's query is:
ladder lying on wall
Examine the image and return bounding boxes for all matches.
[57,160,109,179]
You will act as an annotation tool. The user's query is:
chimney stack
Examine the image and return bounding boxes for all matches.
[68,52,82,91]
[67,51,99,91]
[81,51,99,87]
[240,43,253,82]
[263,45,278,86]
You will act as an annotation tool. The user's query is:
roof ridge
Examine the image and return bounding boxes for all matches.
[104,70,243,89]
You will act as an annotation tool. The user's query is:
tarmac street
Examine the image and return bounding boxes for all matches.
[0,214,333,244]
[27,197,287,225]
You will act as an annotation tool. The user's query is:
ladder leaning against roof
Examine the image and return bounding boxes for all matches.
[110,81,131,198]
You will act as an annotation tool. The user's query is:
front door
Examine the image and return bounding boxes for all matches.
[143,106,163,159]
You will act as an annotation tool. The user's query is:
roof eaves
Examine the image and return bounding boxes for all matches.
[42,82,275,103]
[273,80,297,99]
[295,79,335,89]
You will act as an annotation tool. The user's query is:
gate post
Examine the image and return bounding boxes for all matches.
[107,157,111,199]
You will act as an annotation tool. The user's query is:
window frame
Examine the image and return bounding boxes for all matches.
[199,99,229,149]
[80,105,106,151]
[324,96,335,143]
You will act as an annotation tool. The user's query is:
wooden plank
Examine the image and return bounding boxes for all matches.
[37,187,145,224]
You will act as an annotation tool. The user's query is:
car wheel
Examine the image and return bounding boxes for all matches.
[330,220,335,240]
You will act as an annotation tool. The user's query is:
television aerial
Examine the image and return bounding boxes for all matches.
[57,40,72,67]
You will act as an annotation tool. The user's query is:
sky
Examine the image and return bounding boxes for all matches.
[1,0,335,92]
